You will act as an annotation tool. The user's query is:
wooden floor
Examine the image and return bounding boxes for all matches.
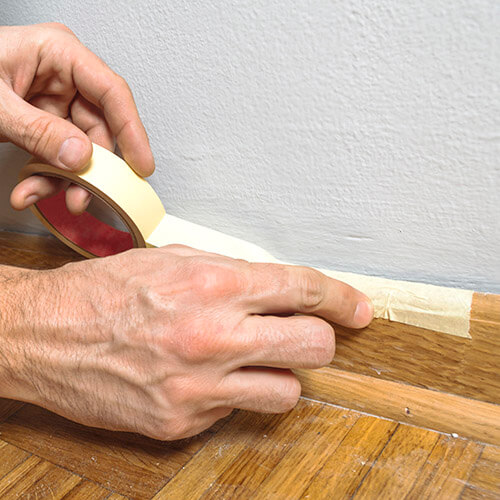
[0,231,499,500]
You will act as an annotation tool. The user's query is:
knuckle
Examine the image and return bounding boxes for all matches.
[114,74,132,95]
[188,260,244,298]
[295,267,324,312]
[163,244,194,255]
[170,319,229,364]
[22,116,57,158]
[45,22,75,35]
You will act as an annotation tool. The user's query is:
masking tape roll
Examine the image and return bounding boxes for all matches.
[19,144,473,338]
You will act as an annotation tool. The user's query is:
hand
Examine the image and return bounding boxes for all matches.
[0,23,154,215]
[0,246,373,440]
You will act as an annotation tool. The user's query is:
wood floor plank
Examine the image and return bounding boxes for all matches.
[407,435,483,499]
[463,445,500,498]
[0,455,81,499]
[300,416,397,499]
[0,404,220,499]
[153,400,322,499]
[352,425,440,499]
[460,487,500,500]
[0,440,30,479]
[60,479,113,499]
[204,402,356,499]
[246,405,358,499]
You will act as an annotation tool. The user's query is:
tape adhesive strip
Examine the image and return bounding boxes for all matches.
[20,144,473,338]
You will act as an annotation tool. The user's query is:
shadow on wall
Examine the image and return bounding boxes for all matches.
[0,144,46,234]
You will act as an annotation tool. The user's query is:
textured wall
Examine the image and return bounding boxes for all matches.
[1,0,499,292]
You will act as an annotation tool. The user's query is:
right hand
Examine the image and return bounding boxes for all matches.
[0,245,373,440]
[0,23,154,215]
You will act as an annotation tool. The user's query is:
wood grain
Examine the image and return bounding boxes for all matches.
[0,396,497,499]
[155,400,358,499]
[251,405,357,499]
[0,403,226,499]
[463,445,500,498]
[407,435,483,499]
[153,407,302,498]
[0,440,30,479]
[59,480,114,500]
[0,455,81,499]
[297,367,500,446]
[205,403,343,499]
[352,425,440,498]
[300,416,398,499]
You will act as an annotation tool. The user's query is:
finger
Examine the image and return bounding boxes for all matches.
[69,45,154,176]
[10,176,67,210]
[219,367,301,414]
[67,95,117,215]
[70,94,114,151]
[233,315,335,369]
[246,263,374,329]
[0,82,92,171]
[29,93,75,118]
[65,183,92,215]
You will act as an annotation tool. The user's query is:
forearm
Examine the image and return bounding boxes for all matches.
[0,265,62,401]
[0,264,32,399]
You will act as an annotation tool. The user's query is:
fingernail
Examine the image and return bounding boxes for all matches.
[354,300,374,326]
[24,194,39,208]
[58,137,87,169]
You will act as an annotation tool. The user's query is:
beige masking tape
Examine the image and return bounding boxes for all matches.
[20,144,473,338]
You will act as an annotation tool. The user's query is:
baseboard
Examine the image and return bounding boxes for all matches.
[297,367,500,446]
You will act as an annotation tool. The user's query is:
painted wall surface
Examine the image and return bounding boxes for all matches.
[1,0,499,292]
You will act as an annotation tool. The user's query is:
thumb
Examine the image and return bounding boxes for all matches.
[0,87,92,171]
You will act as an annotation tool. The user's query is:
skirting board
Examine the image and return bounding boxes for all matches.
[296,367,500,446]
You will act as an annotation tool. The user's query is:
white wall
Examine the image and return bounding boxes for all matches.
[1,0,499,292]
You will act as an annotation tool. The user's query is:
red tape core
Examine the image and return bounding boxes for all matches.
[36,191,134,257]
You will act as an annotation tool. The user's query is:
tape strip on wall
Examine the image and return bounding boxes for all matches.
[19,144,473,338]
